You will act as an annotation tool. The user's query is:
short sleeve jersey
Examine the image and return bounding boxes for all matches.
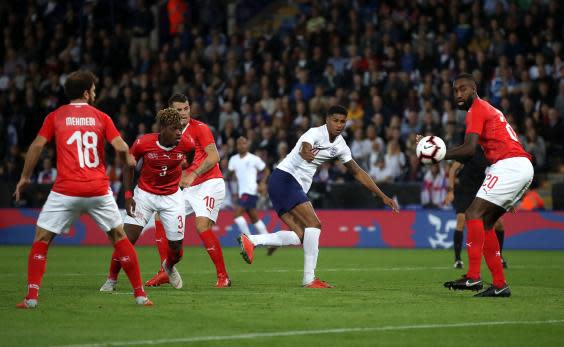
[131,133,195,195]
[465,98,531,164]
[183,118,223,185]
[38,102,120,197]
[228,152,266,197]
[277,125,352,193]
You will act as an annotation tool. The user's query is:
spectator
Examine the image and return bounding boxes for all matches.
[421,163,448,209]
[37,158,57,184]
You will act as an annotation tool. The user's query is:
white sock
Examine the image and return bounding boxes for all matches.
[234,216,250,236]
[302,227,321,286]
[253,220,268,235]
[248,230,301,247]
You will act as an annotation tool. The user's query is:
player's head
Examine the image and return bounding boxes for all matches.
[453,73,477,111]
[64,70,97,104]
[325,105,347,138]
[157,107,183,146]
[236,136,249,155]
[168,93,190,127]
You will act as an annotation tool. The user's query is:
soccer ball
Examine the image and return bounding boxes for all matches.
[416,136,446,164]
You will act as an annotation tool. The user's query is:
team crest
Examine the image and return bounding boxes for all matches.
[329,147,337,156]
[176,153,183,160]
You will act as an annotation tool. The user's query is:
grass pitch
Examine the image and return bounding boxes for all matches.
[0,246,563,347]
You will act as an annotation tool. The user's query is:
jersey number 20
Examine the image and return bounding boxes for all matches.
[67,131,99,168]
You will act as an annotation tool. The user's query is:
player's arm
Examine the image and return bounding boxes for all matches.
[115,137,137,217]
[444,161,463,204]
[344,159,399,212]
[299,142,315,162]
[184,143,220,186]
[259,166,271,184]
[443,133,479,161]
[13,135,48,201]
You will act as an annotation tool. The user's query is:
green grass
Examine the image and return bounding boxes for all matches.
[1,246,563,347]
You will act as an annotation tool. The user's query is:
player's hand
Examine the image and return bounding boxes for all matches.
[125,198,136,217]
[415,134,423,145]
[383,196,399,213]
[444,191,454,205]
[13,177,31,202]
[126,154,136,168]
[181,172,197,188]
[300,150,316,162]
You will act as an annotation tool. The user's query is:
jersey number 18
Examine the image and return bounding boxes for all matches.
[67,131,100,168]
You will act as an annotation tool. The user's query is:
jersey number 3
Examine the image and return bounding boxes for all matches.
[67,131,100,168]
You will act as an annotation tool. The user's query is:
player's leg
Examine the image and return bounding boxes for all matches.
[247,207,269,235]
[494,217,508,268]
[17,227,57,308]
[145,213,175,287]
[233,203,251,236]
[286,201,332,287]
[154,214,169,270]
[453,213,465,268]
[478,203,507,290]
[246,212,303,247]
[189,179,230,287]
[444,197,489,291]
[90,193,151,305]
[158,191,186,289]
[103,223,143,291]
[17,191,77,308]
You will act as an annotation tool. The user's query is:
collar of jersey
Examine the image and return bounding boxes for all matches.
[70,102,88,106]
[156,141,175,151]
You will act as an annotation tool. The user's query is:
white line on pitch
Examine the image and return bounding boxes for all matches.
[54,319,564,347]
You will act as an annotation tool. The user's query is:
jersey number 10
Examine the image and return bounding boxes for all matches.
[67,131,100,168]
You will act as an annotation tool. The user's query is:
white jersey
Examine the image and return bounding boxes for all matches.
[228,152,266,197]
[277,125,352,193]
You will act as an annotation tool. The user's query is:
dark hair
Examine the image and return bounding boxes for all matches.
[157,108,182,128]
[453,73,476,84]
[64,71,96,100]
[168,93,189,106]
[326,105,348,117]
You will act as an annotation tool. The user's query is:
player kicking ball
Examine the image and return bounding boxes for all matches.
[99,108,195,292]
[237,105,398,288]
[424,73,533,298]
[14,71,151,307]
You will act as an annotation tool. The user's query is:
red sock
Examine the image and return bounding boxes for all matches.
[25,241,49,300]
[114,238,145,298]
[199,230,227,277]
[108,249,121,281]
[155,220,168,271]
[465,219,485,280]
[484,229,506,287]
[166,246,184,268]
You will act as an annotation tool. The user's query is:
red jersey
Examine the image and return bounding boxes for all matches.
[465,97,532,164]
[38,102,120,197]
[183,118,223,185]
[131,133,195,195]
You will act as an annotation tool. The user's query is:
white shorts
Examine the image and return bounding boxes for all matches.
[124,186,185,241]
[184,178,225,222]
[37,191,122,234]
[476,157,534,210]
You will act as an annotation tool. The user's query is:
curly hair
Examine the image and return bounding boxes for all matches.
[157,108,182,128]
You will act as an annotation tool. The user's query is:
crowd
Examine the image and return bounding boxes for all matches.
[0,0,563,209]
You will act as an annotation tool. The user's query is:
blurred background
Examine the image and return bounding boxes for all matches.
[0,0,562,212]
